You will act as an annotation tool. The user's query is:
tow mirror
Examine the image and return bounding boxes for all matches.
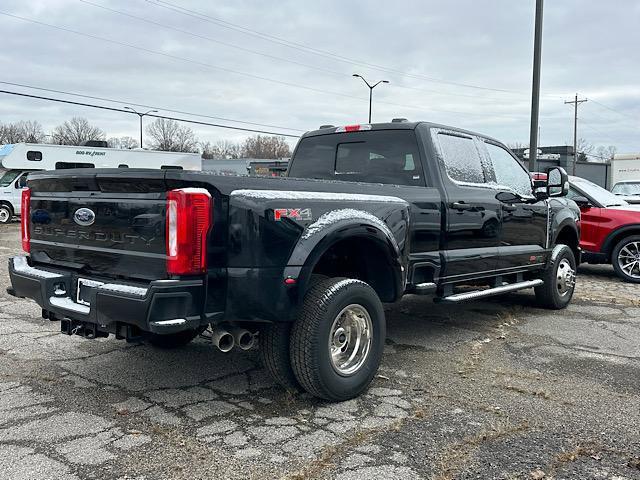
[572,195,591,208]
[546,167,569,197]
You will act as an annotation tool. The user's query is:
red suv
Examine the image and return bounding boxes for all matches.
[568,176,640,282]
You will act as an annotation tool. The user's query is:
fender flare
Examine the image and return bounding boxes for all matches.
[283,208,407,303]
[601,224,640,256]
[551,218,579,246]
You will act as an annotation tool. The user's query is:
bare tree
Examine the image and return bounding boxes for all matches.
[217,140,243,159]
[594,145,617,162]
[0,122,22,144]
[16,121,45,143]
[146,118,198,152]
[576,137,594,162]
[200,141,216,160]
[51,117,105,146]
[0,120,45,144]
[107,136,139,149]
[200,140,243,159]
[242,135,291,159]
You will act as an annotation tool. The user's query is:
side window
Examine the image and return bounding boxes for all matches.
[288,139,336,180]
[437,133,485,184]
[16,174,28,188]
[484,142,532,196]
[26,151,42,161]
[55,162,95,169]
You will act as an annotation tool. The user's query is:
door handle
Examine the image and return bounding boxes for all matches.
[452,201,472,211]
[502,204,517,212]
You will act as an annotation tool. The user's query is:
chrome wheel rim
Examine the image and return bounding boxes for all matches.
[0,208,9,223]
[328,304,372,376]
[617,242,640,279]
[556,258,575,296]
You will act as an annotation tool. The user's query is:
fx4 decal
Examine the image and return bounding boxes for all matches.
[274,208,312,221]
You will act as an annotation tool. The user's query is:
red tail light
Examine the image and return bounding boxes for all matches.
[166,188,212,275]
[21,188,31,253]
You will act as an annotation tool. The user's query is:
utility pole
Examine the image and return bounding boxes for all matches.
[564,93,588,174]
[124,106,158,148]
[352,74,389,123]
[528,0,544,173]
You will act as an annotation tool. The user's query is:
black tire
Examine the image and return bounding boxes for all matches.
[290,277,385,401]
[146,329,201,348]
[259,322,300,391]
[611,235,640,283]
[0,204,12,224]
[534,244,576,309]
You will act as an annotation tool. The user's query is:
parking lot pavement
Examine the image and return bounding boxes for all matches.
[0,223,638,480]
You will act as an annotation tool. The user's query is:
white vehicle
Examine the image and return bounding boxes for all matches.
[610,153,640,189]
[0,143,202,223]
[611,180,640,204]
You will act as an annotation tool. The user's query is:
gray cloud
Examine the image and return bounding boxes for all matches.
[0,0,638,151]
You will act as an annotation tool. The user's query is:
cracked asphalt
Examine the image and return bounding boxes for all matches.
[0,222,638,480]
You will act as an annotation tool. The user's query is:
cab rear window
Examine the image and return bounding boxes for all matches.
[288,130,425,186]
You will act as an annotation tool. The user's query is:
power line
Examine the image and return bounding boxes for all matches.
[0,81,304,132]
[77,0,345,80]
[0,11,365,103]
[0,89,301,138]
[581,119,626,145]
[143,0,536,95]
[0,10,544,121]
[80,0,517,103]
[585,97,640,122]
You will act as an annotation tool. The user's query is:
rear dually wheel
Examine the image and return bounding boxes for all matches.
[290,277,385,401]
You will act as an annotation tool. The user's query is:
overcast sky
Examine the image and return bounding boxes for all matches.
[0,0,639,152]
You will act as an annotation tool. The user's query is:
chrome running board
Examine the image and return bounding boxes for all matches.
[438,279,543,303]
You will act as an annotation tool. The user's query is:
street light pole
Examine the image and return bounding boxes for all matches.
[353,74,389,123]
[528,0,544,173]
[124,107,158,148]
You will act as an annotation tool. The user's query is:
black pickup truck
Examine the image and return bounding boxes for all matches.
[8,121,580,401]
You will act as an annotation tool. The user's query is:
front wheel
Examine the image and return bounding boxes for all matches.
[290,277,385,401]
[0,205,12,224]
[534,244,576,309]
[612,235,640,283]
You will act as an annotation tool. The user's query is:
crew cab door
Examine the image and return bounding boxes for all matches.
[480,140,548,271]
[431,130,502,280]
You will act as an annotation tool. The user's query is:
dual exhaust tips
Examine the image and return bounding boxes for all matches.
[210,325,255,352]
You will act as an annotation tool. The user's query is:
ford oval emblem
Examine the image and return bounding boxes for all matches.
[73,208,96,226]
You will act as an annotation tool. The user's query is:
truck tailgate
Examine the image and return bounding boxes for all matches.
[27,170,169,281]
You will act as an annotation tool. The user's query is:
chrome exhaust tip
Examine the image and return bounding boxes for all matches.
[211,327,235,353]
[229,327,255,351]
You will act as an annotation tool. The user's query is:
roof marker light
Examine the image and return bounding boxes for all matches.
[335,124,372,133]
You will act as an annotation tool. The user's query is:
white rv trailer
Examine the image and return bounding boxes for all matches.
[0,143,202,223]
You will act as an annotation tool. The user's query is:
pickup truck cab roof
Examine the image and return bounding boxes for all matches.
[302,121,506,147]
